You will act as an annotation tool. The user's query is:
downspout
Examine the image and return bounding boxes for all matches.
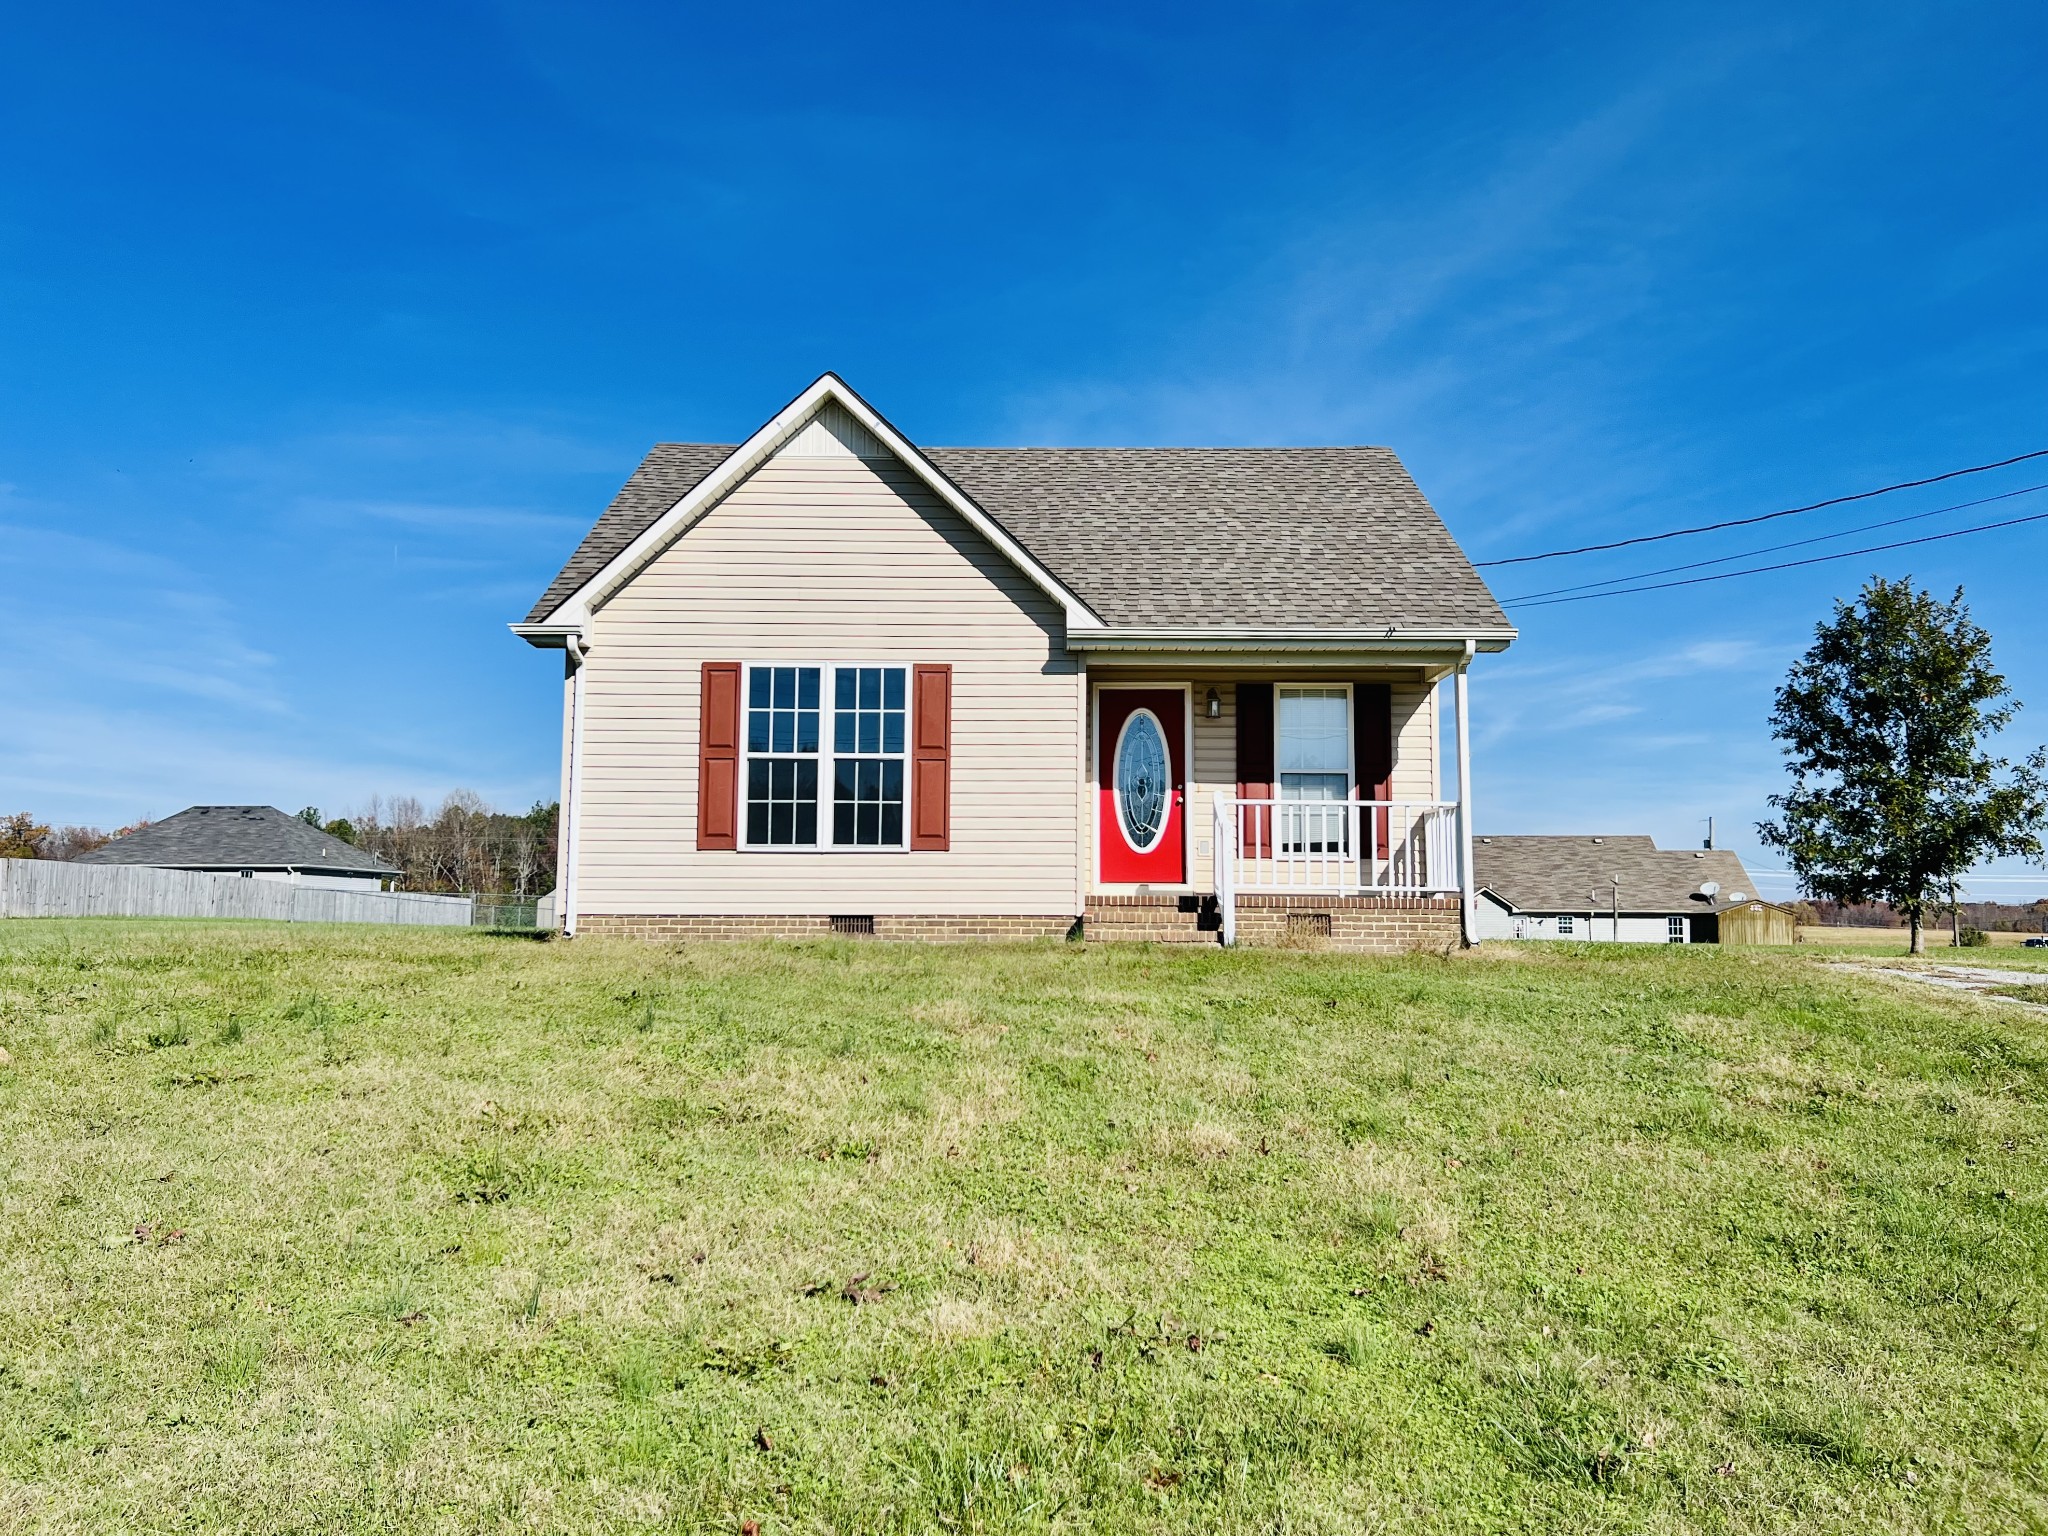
[1454,640,1476,947]
[563,634,587,938]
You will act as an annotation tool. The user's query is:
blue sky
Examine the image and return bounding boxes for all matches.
[4,2,2045,895]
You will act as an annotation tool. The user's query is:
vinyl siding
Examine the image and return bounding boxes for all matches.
[576,445,1082,915]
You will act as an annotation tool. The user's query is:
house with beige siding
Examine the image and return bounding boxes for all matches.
[514,374,1514,950]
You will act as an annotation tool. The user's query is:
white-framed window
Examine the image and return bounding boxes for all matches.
[742,664,908,850]
[1667,915,1686,944]
[1557,914,1575,936]
[1276,684,1352,853]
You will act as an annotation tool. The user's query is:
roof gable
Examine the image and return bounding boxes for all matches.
[520,374,1101,634]
[73,806,398,876]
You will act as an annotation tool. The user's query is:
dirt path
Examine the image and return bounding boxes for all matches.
[1829,960,2048,1013]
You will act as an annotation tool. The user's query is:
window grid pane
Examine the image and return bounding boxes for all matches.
[833,755,904,847]
[744,664,908,849]
[833,666,906,766]
[748,667,820,756]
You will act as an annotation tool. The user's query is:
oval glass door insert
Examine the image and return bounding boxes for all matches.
[1113,708,1169,852]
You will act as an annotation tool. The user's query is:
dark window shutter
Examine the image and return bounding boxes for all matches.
[1354,683,1394,797]
[1235,682,1274,855]
[698,662,741,850]
[1235,682,1274,791]
[1353,681,1394,857]
[911,664,952,851]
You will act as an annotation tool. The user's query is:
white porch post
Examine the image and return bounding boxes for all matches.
[1454,659,1475,946]
[1213,791,1236,946]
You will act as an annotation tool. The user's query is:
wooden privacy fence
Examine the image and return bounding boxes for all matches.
[0,859,475,926]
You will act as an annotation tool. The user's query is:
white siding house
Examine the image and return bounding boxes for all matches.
[515,374,1515,950]
[1472,836,1769,944]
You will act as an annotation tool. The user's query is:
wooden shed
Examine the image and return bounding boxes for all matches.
[1705,899,1797,946]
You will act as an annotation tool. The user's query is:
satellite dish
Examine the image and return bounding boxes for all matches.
[1698,881,1720,898]
[1729,890,1748,903]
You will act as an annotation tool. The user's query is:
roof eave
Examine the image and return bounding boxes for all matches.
[511,622,580,649]
[1068,626,1515,664]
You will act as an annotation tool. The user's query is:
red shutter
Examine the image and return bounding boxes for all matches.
[911,664,952,851]
[1235,682,1274,855]
[698,662,741,850]
[1353,681,1394,858]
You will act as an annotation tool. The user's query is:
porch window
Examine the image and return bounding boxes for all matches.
[742,664,908,849]
[1558,914,1575,935]
[1276,686,1351,853]
[1667,915,1686,944]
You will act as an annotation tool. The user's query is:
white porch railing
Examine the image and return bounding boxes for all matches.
[1211,793,1461,945]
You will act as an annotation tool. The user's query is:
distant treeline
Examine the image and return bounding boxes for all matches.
[2,794,559,899]
[300,794,558,897]
[0,813,145,862]
[1810,897,2048,932]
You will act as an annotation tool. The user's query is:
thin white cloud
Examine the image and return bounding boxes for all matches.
[1479,638,1771,749]
[2,523,287,716]
[291,497,588,534]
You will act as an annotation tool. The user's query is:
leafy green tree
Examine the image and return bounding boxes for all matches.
[322,818,357,846]
[1760,578,2048,953]
[297,806,322,827]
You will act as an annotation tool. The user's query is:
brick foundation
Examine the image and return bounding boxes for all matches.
[573,913,1079,943]
[1086,893,1463,954]
[575,896,1463,953]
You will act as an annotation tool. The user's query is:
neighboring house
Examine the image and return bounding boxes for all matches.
[1471,835,1793,944]
[73,806,399,891]
[514,374,1515,950]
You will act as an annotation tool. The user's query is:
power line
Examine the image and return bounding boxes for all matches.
[1475,449,2048,568]
[1502,482,2048,604]
[1501,505,2048,609]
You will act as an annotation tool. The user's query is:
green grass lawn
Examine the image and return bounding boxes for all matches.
[2,923,2045,1534]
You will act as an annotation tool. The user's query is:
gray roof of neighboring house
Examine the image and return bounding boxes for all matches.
[525,442,1510,632]
[1474,836,1769,916]
[73,806,398,876]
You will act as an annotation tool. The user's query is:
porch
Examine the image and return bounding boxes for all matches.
[1081,658,1477,948]
[1210,794,1461,945]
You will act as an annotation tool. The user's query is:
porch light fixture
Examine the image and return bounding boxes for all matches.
[1205,687,1221,719]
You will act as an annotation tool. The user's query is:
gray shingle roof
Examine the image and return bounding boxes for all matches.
[1474,836,1768,916]
[525,442,1509,632]
[73,806,398,876]
[526,444,732,628]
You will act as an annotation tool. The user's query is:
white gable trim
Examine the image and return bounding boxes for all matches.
[532,374,1104,632]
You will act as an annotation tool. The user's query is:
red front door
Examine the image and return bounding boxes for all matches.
[1098,688,1187,884]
